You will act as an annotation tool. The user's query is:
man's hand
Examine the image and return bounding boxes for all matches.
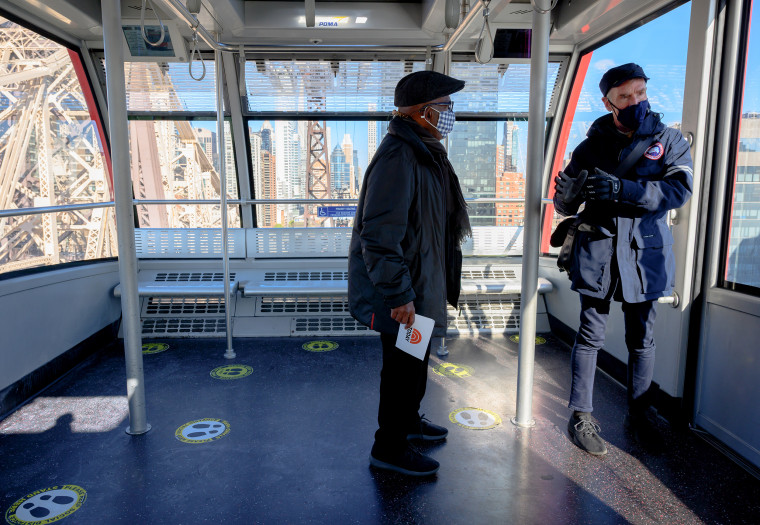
[390,302,415,329]
[584,168,622,201]
[554,169,588,204]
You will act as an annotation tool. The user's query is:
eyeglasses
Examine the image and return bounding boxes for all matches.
[423,101,455,112]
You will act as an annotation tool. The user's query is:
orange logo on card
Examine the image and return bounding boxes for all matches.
[405,328,422,344]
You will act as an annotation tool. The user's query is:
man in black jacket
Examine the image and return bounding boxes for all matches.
[348,70,471,476]
[553,63,693,455]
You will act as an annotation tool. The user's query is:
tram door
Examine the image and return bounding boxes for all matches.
[693,0,760,471]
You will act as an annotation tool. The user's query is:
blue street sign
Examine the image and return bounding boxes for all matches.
[317,206,357,218]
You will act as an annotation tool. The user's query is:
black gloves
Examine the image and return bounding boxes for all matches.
[554,169,588,204]
[584,168,621,201]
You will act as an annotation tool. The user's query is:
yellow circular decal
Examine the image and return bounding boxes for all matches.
[210,364,253,380]
[5,485,86,524]
[509,335,546,345]
[432,362,473,378]
[302,340,339,352]
[449,408,502,430]
[175,418,230,444]
[142,343,169,354]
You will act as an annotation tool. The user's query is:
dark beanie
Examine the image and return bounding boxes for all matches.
[599,63,649,96]
[394,70,465,107]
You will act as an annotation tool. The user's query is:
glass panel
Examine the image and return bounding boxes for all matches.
[543,3,692,253]
[245,60,426,113]
[1,210,118,274]
[449,62,561,113]
[449,119,528,228]
[249,120,372,227]
[724,0,760,291]
[0,17,113,274]
[129,120,239,228]
[124,61,217,112]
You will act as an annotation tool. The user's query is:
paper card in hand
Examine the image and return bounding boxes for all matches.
[395,314,435,360]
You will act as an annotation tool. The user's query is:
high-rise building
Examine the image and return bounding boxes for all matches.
[495,171,525,226]
[274,121,303,201]
[449,121,498,226]
[223,121,237,197]
[368,120,377,164]
[496,144,505,177]
[260,121,273,153]
[503,121,520,172]
[195,127,215,165]
[330,144,350,195]
[260,149,278,227]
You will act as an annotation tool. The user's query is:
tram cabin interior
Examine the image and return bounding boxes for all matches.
[1,0,759,523]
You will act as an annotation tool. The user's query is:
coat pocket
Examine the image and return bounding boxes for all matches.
[573,231,613,293]
[632,221,675,294]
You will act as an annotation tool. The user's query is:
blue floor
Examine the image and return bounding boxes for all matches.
[1,335,758,524]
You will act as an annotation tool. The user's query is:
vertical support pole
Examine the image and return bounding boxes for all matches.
[513,0,550,428]
[216,47,235,359]
[101,0,149,435]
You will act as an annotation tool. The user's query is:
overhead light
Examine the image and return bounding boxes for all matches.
[355,17,368,24]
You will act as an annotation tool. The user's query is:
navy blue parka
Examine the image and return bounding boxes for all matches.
[553,111,693,303]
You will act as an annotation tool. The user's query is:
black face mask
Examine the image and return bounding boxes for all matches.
[609,99,650,130]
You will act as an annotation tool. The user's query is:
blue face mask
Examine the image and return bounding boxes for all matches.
[425,106,456,138]
[610,99,650,130]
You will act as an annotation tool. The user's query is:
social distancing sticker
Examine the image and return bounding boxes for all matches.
[142,343,169,354]
[449,408,502,430]
[5,485,86,524]
[432,362,473,378]
[210,364,253,380]
[302,340,339,352]
[175,419,230,444]
[509,335,547,345]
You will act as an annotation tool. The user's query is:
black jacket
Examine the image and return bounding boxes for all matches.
[348,116,460,336]
[553,111,693,302]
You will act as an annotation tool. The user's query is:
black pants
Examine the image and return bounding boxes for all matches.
[375,332,431,452]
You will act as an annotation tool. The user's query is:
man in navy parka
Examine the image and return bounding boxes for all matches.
[553,63,693,455]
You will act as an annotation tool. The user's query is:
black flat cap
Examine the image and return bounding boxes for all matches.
[599,63,649,96]
[394,70,465,107]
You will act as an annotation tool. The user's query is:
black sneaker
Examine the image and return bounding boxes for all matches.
[568,413,608,456]
[407,416,448,441]
[624,411,665,454]
[370,443,440,476]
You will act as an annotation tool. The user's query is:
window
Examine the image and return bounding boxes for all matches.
[724,0,760,292]
[122,62,240,228]
[542,3,692,253]
[0,16,115,275]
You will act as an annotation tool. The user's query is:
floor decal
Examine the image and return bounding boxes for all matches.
[432,362,473,378]
[142,343,169,354]
[449,408,502,430]
[509,335,547,345]
[175,419,231,444]
[5,485,86,524]
[302,340,339,352]
[210,364,253,380]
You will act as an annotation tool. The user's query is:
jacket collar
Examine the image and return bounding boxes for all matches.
[588,111,665,141]
[388,116,437,163]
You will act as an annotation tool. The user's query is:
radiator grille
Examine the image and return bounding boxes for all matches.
[292,317,370,335]
[155,272,236,282]
[144,297,226,316]
[142,318,226,337]
[455,296,521,313]
[264,271,348,281]
[450,314,520,331]
[259,296,349,314]
[460,269,517,280]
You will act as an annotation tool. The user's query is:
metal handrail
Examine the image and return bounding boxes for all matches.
[0,198,555,219]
